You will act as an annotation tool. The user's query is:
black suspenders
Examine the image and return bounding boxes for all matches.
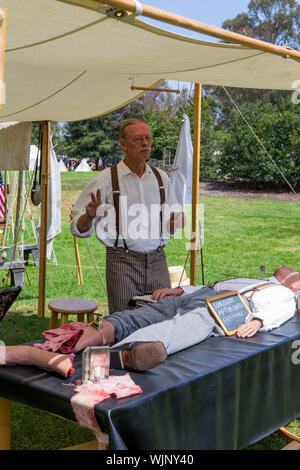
[110,165,165,251]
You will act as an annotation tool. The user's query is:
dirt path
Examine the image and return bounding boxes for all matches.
[199,181,300,203]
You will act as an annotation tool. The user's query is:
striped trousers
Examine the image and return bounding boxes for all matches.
[106,246,171,314]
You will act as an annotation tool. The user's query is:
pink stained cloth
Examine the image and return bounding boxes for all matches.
[70,374,142,445]
[33,322,87,353]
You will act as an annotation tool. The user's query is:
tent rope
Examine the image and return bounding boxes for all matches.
[83,238,107,296]
[222,86,297,196]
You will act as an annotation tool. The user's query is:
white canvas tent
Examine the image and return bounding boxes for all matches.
[1,0,299,123]
[1,0,299,316]
[75,158,92,172]
[58,158,67,172]
[170,114,193,209]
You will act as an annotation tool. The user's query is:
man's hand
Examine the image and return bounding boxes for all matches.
[86,189,102,220]
[168,212,186,234]
[151,287,183,301]
[77,189,102,233]
[236,319,263,338]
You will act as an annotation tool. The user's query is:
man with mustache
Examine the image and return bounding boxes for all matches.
[71,118,185,314]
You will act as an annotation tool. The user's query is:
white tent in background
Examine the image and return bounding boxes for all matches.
[75,159,92,172]
[58,159,67,172]
[170,114,193,210]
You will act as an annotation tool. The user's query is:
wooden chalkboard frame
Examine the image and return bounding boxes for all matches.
[206,291,252,336]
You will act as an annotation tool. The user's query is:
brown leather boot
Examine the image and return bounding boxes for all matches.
[110,341,167,371]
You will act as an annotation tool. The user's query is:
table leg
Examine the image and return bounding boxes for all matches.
[61,314,69,326]
[0,397,11,450]
[87,313,95,323]
[77,313,84,323]
[49,312,58,329]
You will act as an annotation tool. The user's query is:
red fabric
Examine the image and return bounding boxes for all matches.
[34,322,86,353]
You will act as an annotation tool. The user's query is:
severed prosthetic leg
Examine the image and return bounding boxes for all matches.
[0,345,74,377]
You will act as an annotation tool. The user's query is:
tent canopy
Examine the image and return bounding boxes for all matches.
[1,0,299,123]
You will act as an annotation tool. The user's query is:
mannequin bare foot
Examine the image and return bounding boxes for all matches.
[2,345,74,377]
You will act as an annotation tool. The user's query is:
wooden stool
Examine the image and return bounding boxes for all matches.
[48,297,98,329]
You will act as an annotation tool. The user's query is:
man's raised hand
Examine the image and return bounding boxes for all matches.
[86,188,102,220]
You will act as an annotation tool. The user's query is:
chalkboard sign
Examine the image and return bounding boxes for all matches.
[206,291,252,336]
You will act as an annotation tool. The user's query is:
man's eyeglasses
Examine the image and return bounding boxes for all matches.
[126,135,152,145]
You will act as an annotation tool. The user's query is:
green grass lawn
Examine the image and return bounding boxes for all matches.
[0,172,299,449]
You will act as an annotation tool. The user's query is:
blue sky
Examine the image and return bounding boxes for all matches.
[140,0,251,41]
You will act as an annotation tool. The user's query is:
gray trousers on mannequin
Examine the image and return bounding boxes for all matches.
[106,286,225,355]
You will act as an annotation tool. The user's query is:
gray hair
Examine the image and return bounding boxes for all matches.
[119,117,146,140]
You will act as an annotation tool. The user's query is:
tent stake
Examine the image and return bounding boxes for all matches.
[37,121,50,318]
[190,83,201,286]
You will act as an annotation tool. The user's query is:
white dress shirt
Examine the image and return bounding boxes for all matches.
[181,277,296,332]
[70,161,181,253]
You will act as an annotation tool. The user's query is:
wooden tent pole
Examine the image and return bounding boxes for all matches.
[37,121,50,318]
[190,83,201,286]
[58,0,300,62]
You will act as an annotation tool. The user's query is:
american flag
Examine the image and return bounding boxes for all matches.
[0,171,6,218]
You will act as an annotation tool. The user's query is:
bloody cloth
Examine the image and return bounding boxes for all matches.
[34,322,86,353]
[70,374,142,445]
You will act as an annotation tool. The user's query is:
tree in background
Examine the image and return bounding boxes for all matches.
[62,99,144,164]
[210,0,300,188]
[143,86,222,181]
[223,0,299,48]
[206,0,299,108]
[219,95,300,188]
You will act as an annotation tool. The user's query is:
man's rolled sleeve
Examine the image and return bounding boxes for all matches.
[70,213,96,238]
